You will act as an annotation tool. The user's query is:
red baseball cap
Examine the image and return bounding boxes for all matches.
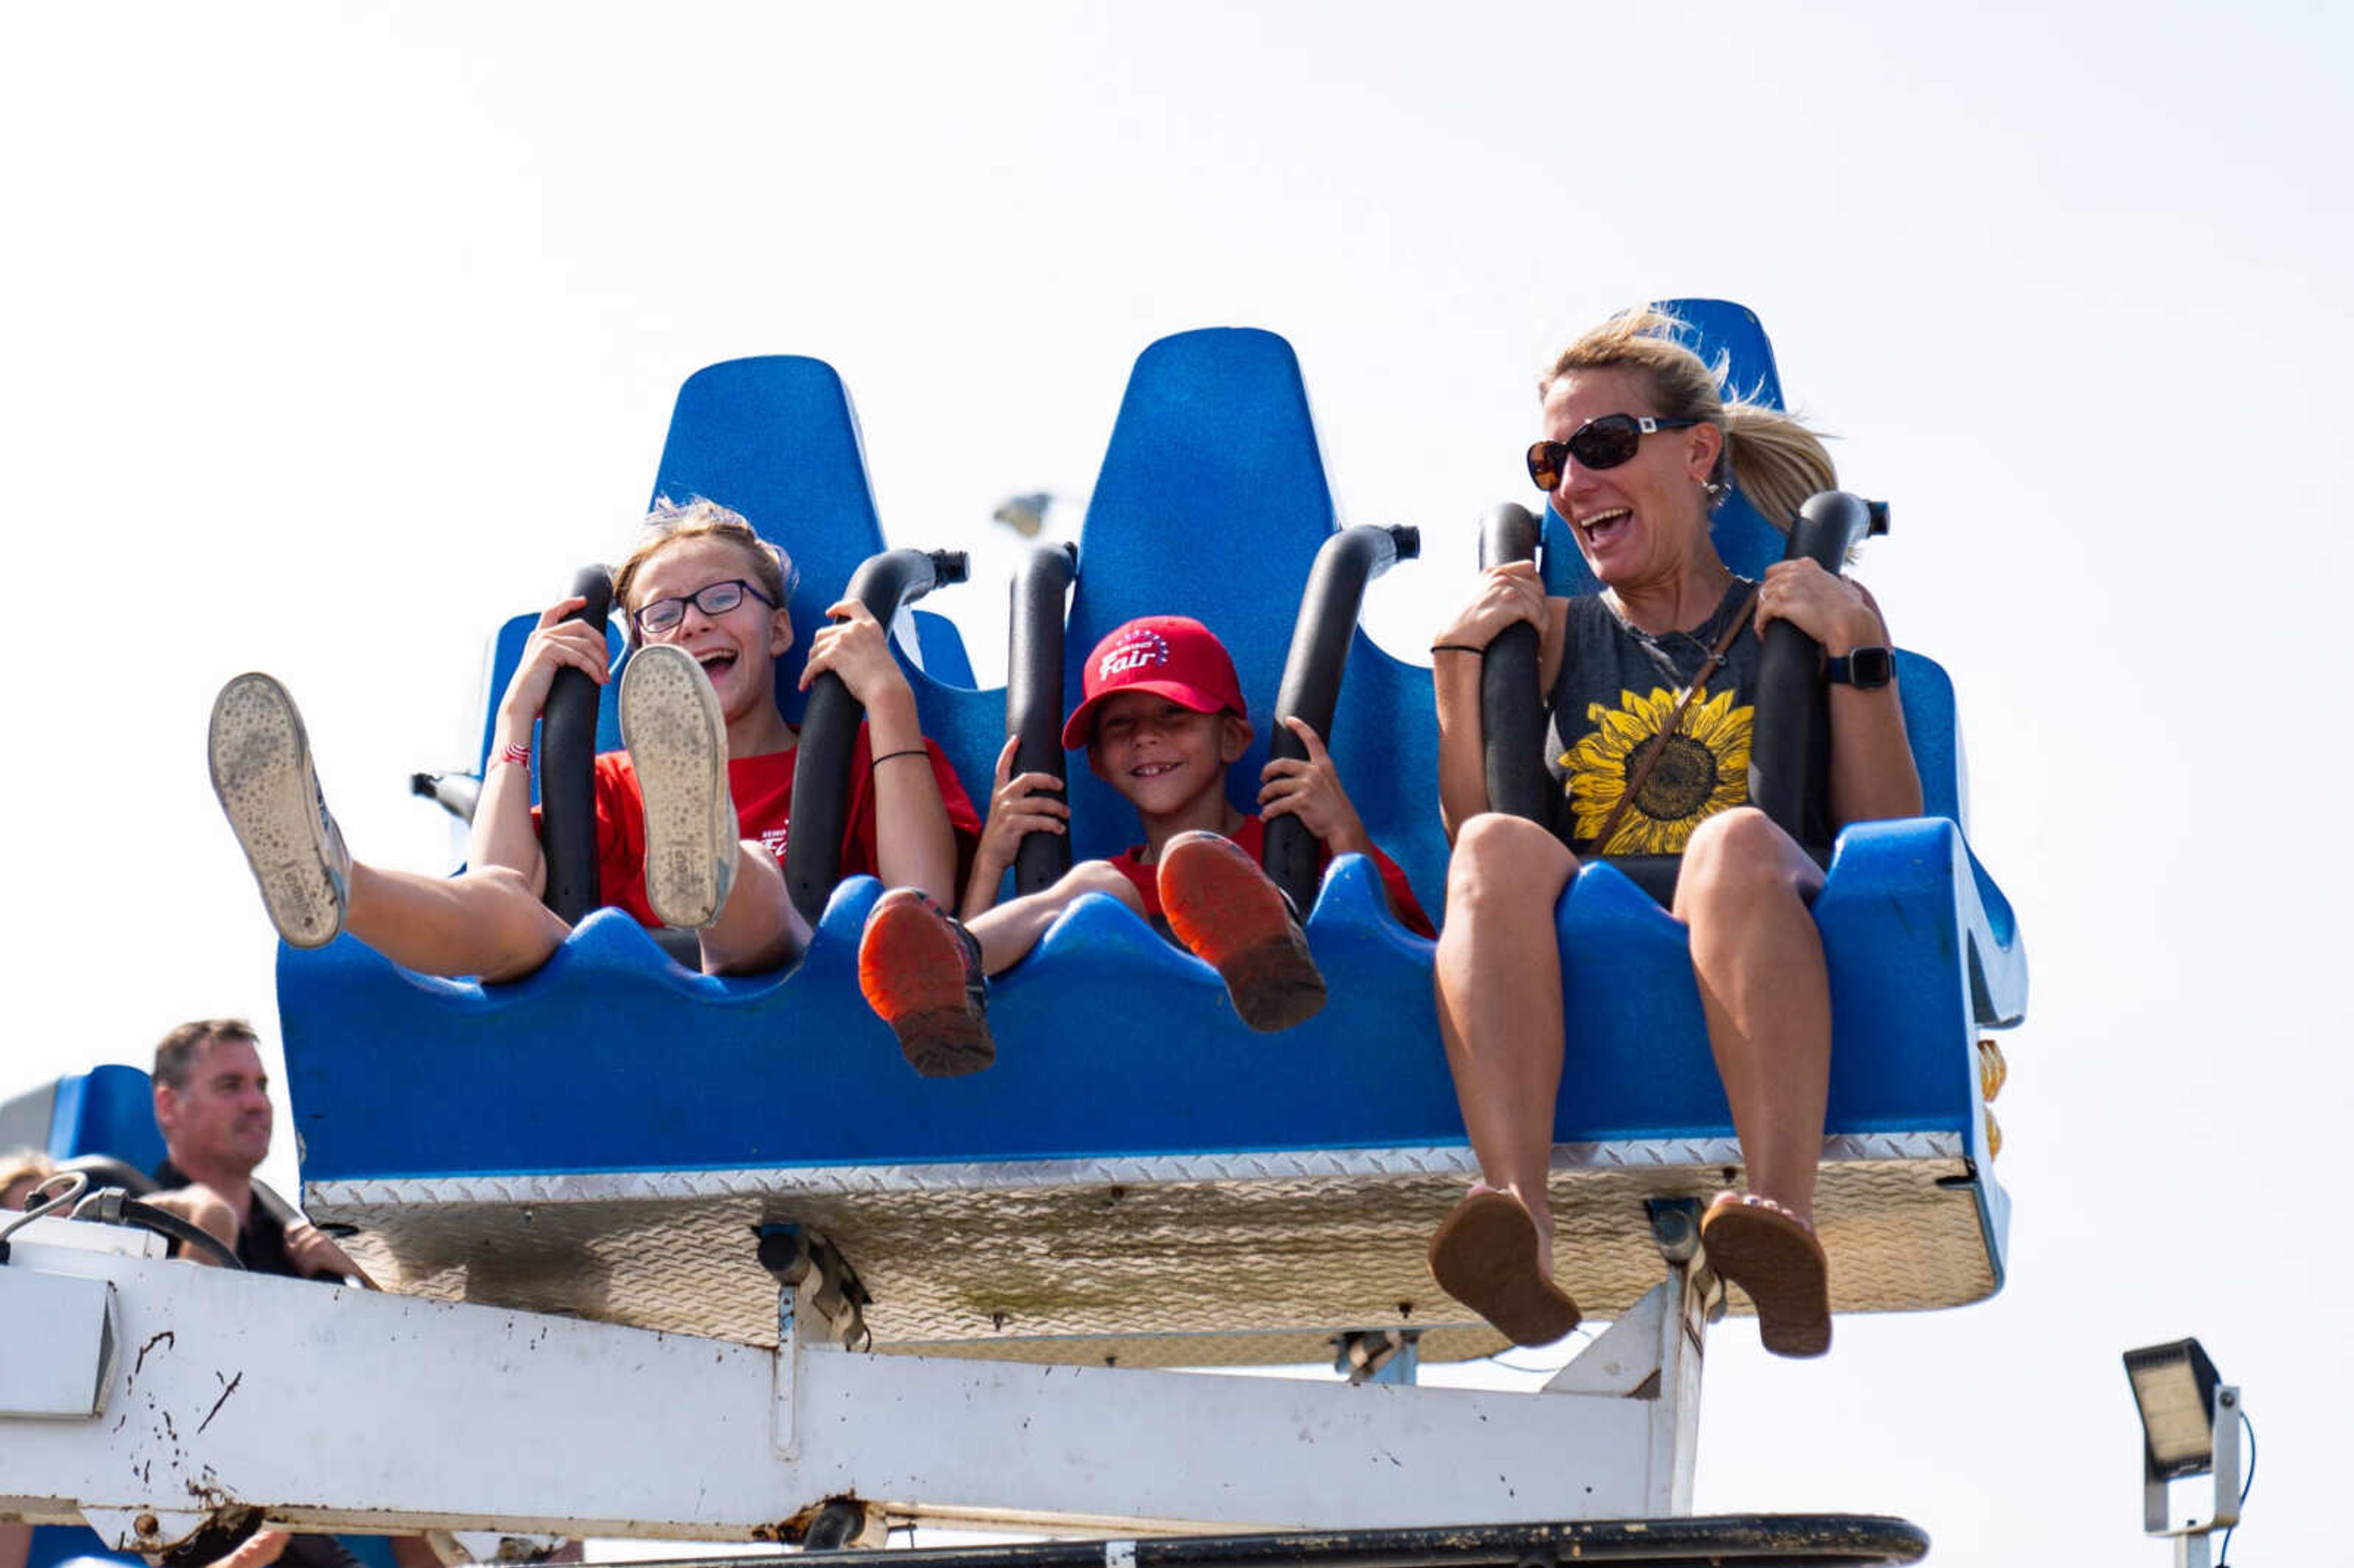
[1061,615,1249,750]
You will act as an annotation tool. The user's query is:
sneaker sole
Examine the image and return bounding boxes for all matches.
[1160,839,1327,1032]
[620,647,735,929]
[859,897,995,1078]
[208,673,345,949]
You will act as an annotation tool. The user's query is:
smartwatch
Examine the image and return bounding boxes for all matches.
[1824,645,1894,690]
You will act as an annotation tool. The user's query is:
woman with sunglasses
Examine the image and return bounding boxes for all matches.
[1423,308,1919,1358]
[208,497,978,980]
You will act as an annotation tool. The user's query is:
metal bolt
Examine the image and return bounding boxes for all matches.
[134,1515,159,1539]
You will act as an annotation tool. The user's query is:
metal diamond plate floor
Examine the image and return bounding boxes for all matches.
[308,1135,1994,1368]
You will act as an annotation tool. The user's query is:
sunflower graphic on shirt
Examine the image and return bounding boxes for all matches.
[1563,686,1754,854]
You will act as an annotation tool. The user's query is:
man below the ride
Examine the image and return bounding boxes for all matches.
[856,614,1433,1076]
[207,498,979,980]
[145,1019,369,1282]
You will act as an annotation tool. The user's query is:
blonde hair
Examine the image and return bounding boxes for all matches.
[611,497,796,642]
[2,1147,59,1211]
[1541,306,1835,531]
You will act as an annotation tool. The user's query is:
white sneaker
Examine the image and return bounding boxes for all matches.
[619,644,737,929]
[208,672,352,949]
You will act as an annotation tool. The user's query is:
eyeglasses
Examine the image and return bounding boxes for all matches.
[631,578,777,636]
[1526,414,1703,490]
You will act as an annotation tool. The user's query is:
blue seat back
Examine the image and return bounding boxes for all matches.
[899,328,1447,914]
[472,356,980,792]
[0,1064,162,1170]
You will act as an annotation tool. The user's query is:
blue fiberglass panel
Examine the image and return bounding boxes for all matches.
[47,1064,163,1170]
[282,815,2012,1180]
[26,1527,142,1568]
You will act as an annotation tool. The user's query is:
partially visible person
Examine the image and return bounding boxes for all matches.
[1,1147,57,1211]
[146,1019,367,1281]
[858,614,1433,1075]
[1424,306,1919,1358]
[209,497,978,981]
[2,1122,300,1568]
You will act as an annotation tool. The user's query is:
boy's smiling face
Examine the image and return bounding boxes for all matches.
[1086,691,1251,823]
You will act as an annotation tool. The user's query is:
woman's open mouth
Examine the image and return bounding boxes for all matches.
[1580,508,1632,550]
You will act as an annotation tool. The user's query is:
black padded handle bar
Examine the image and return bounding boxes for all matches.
[1263,524,1420,918]
[785,548,969,924]
[541,564,615,925]
[1476,504,1552,824]
[1747,491,1887,845]
[1006,542,1080,896]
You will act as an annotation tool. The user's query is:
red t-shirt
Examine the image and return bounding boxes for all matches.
[570,728,981,929]
[1106,815,1435,938]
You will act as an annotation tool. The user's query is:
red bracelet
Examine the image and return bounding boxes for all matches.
[499,742,531,768]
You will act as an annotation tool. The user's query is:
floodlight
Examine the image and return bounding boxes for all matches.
[2122,1338,2244,1567]
[2124,1338,2222,1479]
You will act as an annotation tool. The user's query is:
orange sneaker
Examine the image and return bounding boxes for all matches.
[858,889,994,1078]
[1157,829,1327,1032]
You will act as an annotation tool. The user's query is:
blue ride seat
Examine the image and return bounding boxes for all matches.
[283,311,2024,1368]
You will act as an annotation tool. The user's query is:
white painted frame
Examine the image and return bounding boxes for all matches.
[2,1219,1715,1553]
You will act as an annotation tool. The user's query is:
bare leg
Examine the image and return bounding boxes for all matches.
[1432,813,1579,1268]
[966,861,1144,976]
[345,864,572,984]
[697,843,812,975]
[1675,807,1830,1222]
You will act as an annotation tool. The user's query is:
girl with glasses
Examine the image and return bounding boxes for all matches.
[208,497,978,981]
[1423,308,1921,1358]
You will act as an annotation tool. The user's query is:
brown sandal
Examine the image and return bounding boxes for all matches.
[1701,1193,1831,1358]
[1426,1189,1582,1347]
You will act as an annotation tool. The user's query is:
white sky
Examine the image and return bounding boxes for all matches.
[4,2,2349,1561]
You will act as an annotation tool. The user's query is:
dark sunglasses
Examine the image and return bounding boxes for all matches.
[1526,414,1702,490]
[631,577,777,636]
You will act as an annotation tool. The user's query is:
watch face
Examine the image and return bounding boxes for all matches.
[1849,645,1894,688]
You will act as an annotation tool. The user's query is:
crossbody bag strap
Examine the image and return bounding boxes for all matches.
[1580,585,1761,858]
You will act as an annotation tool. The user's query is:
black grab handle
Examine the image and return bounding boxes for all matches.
[541,563,614,926]
[1747,490,1887,845]
[784,548,969,924]
[1007,542,1079,896]
[1477,504,1552,824]
[1263,525,1420,918]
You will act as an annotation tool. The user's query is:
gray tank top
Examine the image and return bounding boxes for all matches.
[1541,579,1760,856]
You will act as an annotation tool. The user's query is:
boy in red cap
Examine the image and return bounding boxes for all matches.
[858,614,1432,1076]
